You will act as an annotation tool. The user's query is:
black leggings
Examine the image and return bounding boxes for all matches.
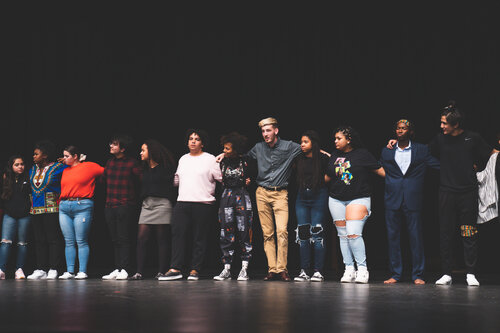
[136,224,170,274]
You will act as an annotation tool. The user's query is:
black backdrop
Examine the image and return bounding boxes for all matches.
[2,4,499,276]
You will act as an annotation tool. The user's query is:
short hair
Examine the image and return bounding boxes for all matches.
[110,134,134,153]
[441,100,465,128]
[394,119,415,139]
[185,128,210,147]
[258,117,278,128]
[220,132,248,155]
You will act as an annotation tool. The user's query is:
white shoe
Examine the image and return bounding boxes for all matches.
[47,269,58,280]
[355,267,369,284]
[0,269,5,280]
[59,272,75,280]
[27,270,47,280]
[435,274,452,285]
[102,269,120,280]
[75,272,88,280]
[15,268,26,280]
[311,271,324,282]
[116,269,129,280]
[294,269,310,282]
[340,266,356,283]
[214,267,231,281]
[466,274,480,286]
[237,267,249,281]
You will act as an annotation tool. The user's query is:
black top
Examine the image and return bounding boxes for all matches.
[296,153,329,190]
[429,130,491,192]
[140,165,176,202]
[220,156,252,189]
[4,177,31,219]
[326,148,381,200]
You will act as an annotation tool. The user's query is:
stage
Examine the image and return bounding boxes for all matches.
[1,271,500,332]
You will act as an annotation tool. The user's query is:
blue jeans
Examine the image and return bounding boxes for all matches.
[59,199,94,273]
[328,197,371,268]
[295,188,328,272]
[0,214,31,271]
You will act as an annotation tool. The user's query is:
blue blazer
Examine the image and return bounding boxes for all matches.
[380,142,440,211]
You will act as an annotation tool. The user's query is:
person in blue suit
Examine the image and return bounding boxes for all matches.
[380,119,439,284]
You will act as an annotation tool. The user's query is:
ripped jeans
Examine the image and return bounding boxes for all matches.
[295,187,328,272]
[328,197,371,268]
[0,214,31,271]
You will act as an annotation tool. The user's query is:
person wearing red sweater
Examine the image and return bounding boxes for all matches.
[58,146,104,279]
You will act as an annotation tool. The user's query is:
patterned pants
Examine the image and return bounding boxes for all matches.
[218,188,253,264]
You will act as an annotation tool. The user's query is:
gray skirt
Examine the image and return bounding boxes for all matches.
[138,197,173,225]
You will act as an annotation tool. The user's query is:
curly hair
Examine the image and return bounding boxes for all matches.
[143,139,176,169]
[334,125,364,149]
[185,129,209,148]
[34,140,57,163]
[220,132,248,155]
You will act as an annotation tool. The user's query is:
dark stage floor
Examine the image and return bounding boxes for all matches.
[1,271,500,333]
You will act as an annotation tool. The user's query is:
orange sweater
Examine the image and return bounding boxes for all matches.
[60,162,105,199]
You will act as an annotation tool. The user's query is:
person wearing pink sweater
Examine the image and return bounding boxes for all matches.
[160,129,222,281]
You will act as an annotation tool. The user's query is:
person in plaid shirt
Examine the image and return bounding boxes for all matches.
[101,135,142,280]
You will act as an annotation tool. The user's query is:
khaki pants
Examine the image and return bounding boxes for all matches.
[255,187,289,273]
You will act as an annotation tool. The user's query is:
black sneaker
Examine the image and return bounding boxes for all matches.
[187,270,199,281]
[158,270,183,281]
[155,273,165,279]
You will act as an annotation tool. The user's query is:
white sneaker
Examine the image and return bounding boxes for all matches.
[237,267,249,281]
[0,269,5,280]
[47,269,58,280]
[214,268,231,281]
[466,274,480,286]
[294,269,310,282]
[27,270,47,280]
[102,269,120,280]
[435,274,452,285]
[311,271,324,282]
[116,269,129,280]
[15,268,26,280]
[355,267,369,284]
[59,272,75,280]
[340,266,356,283]
[75,272,88,280]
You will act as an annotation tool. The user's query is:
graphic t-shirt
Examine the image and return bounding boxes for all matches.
[326,148,381,200]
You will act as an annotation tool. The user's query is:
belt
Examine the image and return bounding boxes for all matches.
[65,197,91,201]
[260,186,287,191]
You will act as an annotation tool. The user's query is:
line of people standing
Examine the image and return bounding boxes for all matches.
[0,104,498,284]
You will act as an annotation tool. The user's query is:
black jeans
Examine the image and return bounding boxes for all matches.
[439,189,479,275]
[170,202,214,272]
[31,212,64,271]
[104,206,136,271]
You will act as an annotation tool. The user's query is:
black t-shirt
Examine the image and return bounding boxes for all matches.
[326,148,381,200]
[141,165,176,202]
[296,153,329,190]
[429,130,491,192]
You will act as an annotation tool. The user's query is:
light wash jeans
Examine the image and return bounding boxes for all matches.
[0,214,31,271]
[328,197,371,268]
[59,199,94,273]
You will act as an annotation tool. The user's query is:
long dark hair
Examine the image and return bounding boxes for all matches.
[143,139,176,169]
[296,130,323,191]
[1,155,29,201]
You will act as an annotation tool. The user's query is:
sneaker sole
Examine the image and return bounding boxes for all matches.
[237,277,249,281]
[158,275,183,281]
[187,277,199,281]
[213,277,231,281]
[311,278,324,282]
